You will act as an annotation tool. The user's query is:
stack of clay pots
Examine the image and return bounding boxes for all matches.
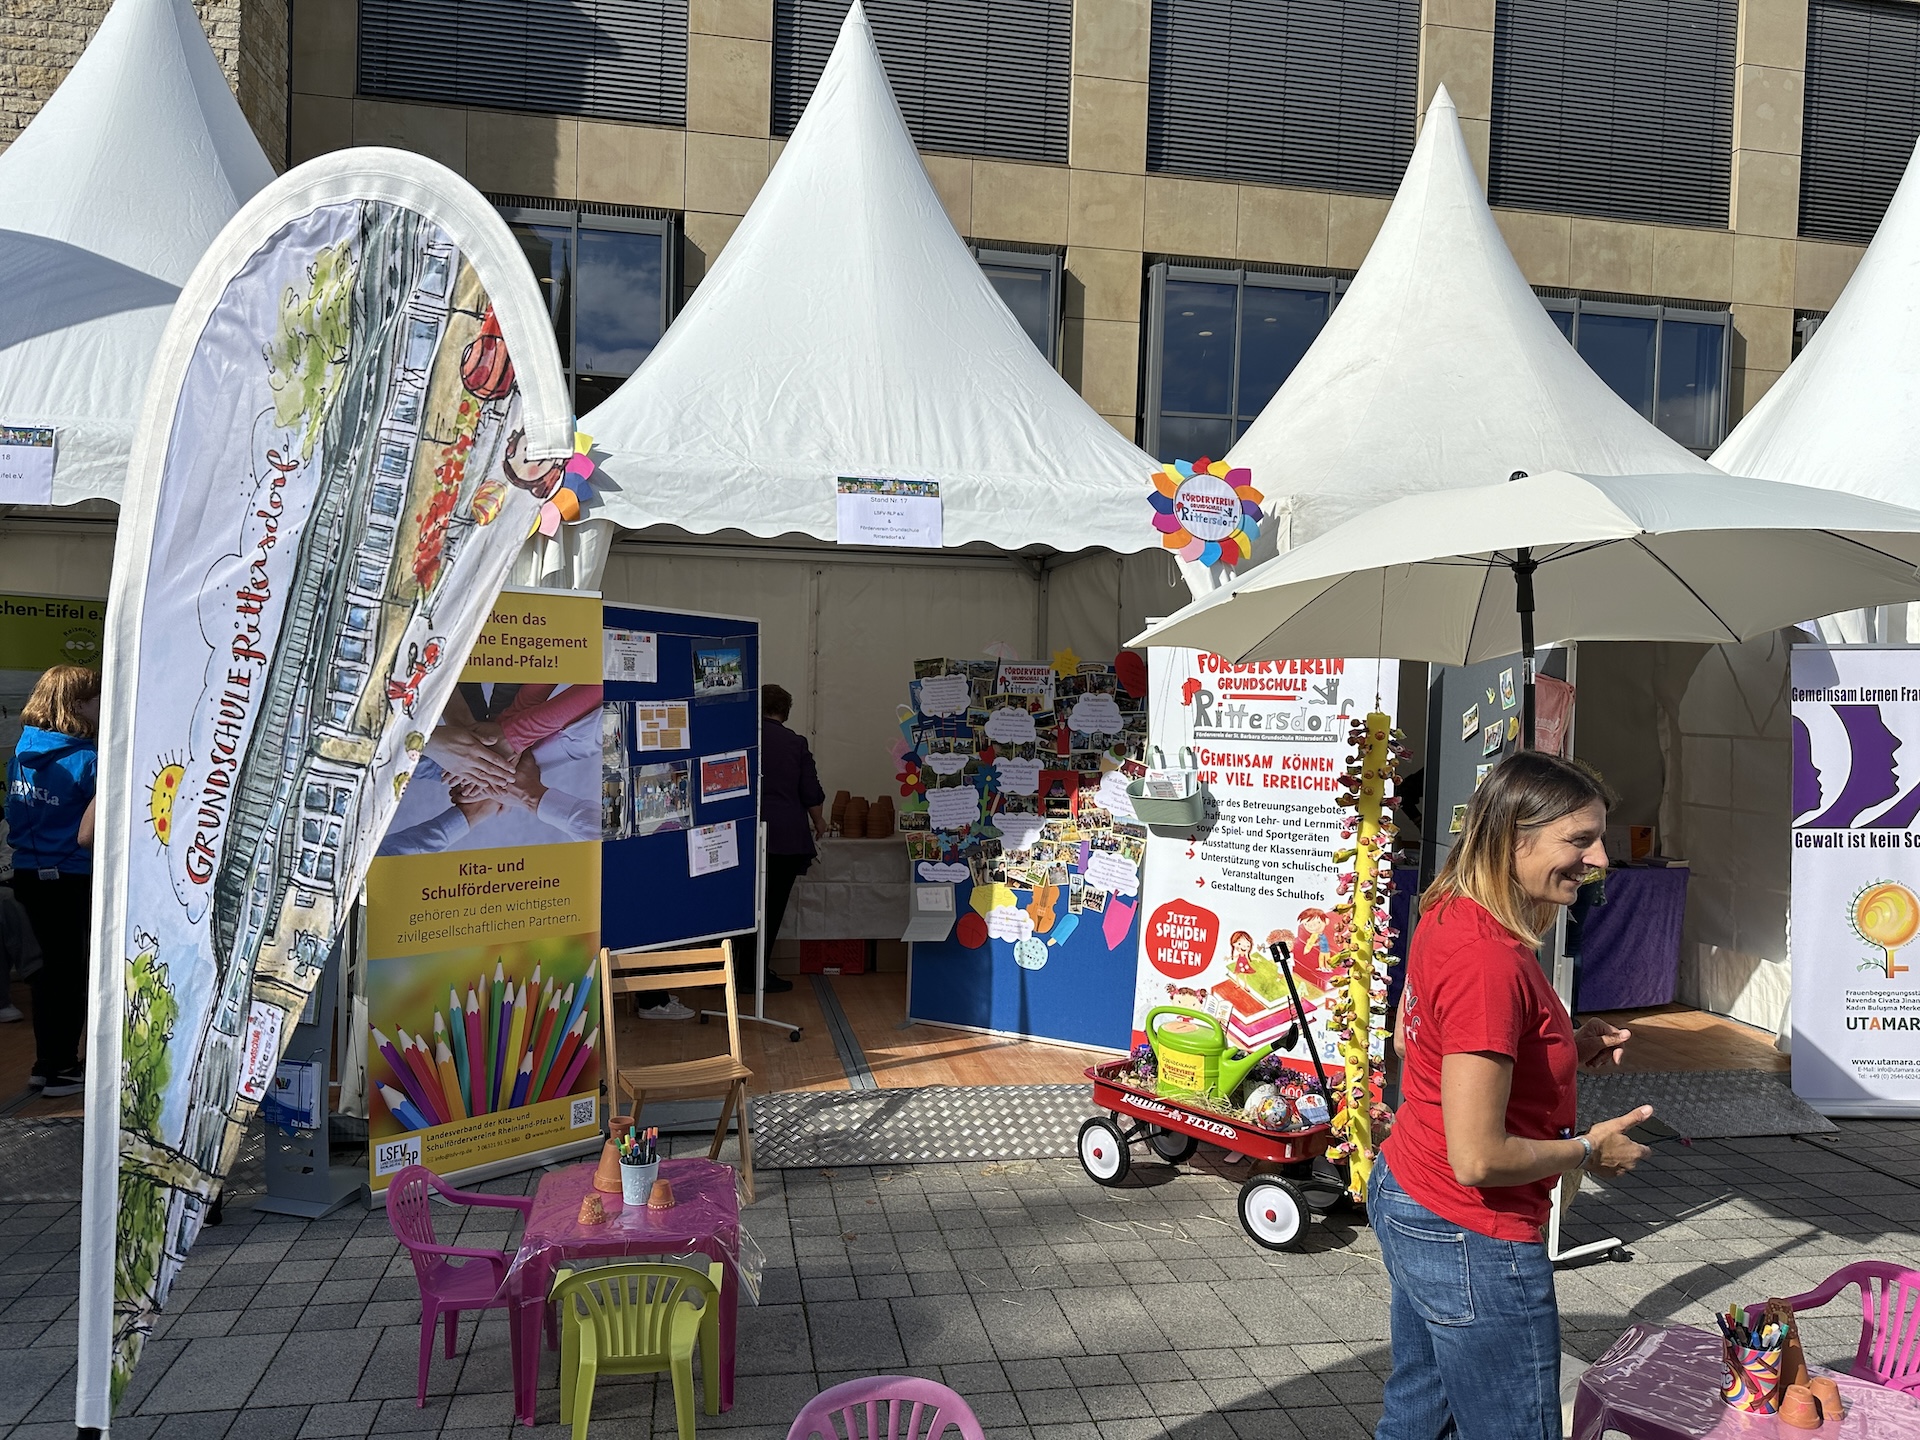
[867,796,895,837]
[830,790,851,834]
[842,795,870,837]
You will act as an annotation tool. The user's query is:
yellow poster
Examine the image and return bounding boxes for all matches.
[365,588,604,1191]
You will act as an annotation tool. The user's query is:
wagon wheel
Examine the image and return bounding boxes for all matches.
[1238,1175,1308,1251]
[1077,1117,1131,1186]
[1144,1127,1199,1165]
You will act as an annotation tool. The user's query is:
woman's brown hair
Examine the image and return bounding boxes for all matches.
[22,664,102,738]
[1421,750,1612,945]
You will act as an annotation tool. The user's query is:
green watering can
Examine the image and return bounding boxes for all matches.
[1144,1006,1278,1102]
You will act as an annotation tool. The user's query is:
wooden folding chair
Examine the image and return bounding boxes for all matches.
[599,942,756,1202]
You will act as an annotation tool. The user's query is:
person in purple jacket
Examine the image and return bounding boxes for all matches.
[749,684,825,995]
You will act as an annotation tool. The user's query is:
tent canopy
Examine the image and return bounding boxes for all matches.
[0,0,274,505]
[1713,142,1920,503]
[1225,87,1716,557]
[580,1,1159,554]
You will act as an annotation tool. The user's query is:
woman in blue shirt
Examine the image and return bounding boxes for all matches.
[6,665,100,1097]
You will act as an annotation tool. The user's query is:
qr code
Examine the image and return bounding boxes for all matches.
[570,1096,597,1129]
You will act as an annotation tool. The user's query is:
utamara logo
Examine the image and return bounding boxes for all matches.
[1847,1015,1920,1030]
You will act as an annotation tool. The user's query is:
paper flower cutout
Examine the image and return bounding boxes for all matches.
[896,758,926,798]
[531,430,601,538]
[1149,457,1263,566]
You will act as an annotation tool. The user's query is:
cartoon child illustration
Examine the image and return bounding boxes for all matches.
[1294,908,1332,964]
[1227,930,1256,975]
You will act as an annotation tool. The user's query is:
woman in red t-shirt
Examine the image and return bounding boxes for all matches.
[1372,752,1653,1440]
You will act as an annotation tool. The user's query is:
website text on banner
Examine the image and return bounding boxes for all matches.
[365,588,604,1191]
[78,168,571,1422]
[1791,645,1920,1118]
[1133,650,1396,1090]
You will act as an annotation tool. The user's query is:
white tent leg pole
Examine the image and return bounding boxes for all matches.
[704,820,799,1037]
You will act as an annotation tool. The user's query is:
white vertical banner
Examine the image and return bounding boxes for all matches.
[1131,648,1395,1076]
[79,149,574,1424]
[1790,644,1920,1117]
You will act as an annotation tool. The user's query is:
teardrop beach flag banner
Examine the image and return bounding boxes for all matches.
[77,149,573,1427]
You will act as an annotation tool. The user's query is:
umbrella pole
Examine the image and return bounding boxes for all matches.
[1514,549,1538,750]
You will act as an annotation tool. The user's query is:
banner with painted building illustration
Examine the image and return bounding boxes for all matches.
[1132,648,1396,1082]
[78,152,573,1424]
[363,588,604,1193]
[1790,645,1920,1117]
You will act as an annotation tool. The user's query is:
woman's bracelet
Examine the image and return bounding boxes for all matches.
[1576,1135,1594,1172]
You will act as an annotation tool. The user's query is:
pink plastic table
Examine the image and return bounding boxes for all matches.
[1574,1324,1920,1440]
[502,1158,745,1426]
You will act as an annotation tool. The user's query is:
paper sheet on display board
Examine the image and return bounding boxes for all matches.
[1790,645,1920,1117]
[1131,648,1396,1077]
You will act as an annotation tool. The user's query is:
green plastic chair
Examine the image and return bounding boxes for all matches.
[550,1261,725,1440]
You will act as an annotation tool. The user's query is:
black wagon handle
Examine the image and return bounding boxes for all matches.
[1269,941,1336,1106]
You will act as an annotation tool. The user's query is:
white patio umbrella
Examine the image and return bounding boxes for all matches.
[1134,469,1920,745]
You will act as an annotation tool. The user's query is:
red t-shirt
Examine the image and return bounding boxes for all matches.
[1381,895,1577,1242]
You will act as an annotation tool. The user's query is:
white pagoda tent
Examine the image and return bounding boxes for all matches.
[579,2,1158,556]
[0,0,274,507]
[1224,87,1716,564]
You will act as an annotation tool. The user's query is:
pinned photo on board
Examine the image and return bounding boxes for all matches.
[698,749,751,803]
[632,760,693,834]
[1461,704,1479,742]
[692,645,745,699]
[1449,803,1468,834]
[1481,721,1503,757]
[1499,668,1516,709]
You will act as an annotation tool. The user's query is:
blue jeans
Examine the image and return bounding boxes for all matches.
[1370,1156,1561,1440]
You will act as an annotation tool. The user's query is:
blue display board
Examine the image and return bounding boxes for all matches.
[601,604,759,951]
[909,880,1140,1050]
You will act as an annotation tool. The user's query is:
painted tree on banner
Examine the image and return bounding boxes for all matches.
[81,157,572,1423]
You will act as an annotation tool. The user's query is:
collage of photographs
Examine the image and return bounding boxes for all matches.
[597,640,754,843]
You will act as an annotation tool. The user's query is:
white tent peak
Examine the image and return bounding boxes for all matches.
[0,0,274,503]
[1226,82,1714,556]
[1713,139,1920,507]
[579,0,1160,553]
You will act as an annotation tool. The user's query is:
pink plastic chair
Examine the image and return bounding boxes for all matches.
[385,1165,535,1406]
[1746,1261,1920,1394]
[787,1377,987,1440]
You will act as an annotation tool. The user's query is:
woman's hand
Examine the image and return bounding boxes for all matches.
[1575,1017,1632,1069]
[1583,1105,1654,1178]
[423,723,517,791]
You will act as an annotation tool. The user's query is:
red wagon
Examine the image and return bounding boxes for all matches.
[1079,1060,1348,1250]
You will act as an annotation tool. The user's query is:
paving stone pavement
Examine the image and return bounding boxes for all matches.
[4,1120,1920,1440]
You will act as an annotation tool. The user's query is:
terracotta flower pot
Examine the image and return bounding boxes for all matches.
[1808,1377,1845,1420]
[1778,1385,1822,1430]
[592,1139,624,1193]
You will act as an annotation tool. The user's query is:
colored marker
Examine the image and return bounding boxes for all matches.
[377,1081,431,1134]
[464,988,486,1115]
[445,991,469,1105]
[539,1015,586,1103]
[553,1025,598,1099]
[507,1050,534,1110]
[435,1040,468,1122]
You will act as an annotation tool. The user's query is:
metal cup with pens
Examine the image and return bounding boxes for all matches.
[1127,747,1208,833]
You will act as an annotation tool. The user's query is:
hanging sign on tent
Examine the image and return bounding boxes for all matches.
[77,152,571,1423]
[836,476,942,547]
[0,424,56,504]
[1148,459,1263,567]
[1790,645,1920,1117]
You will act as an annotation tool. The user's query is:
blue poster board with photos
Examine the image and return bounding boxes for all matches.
[599,604,760,952]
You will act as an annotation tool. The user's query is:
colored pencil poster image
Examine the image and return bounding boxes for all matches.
[83,166,572,1418]
[363,590,605,1191]
[1790,646,1920,1116]
[1130,648,1396,1085]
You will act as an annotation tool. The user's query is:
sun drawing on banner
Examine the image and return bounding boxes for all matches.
[1149,458,1263,567]
[1852,879,1920,979]
[147,759,186,846]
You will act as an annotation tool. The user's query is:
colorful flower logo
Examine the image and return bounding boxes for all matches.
[1149,458,1263,566]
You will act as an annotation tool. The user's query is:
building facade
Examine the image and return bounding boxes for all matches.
[4,0,1910,461]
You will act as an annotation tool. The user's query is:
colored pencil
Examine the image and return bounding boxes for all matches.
[496,981,522,1111]
[435,1040,468,1122]
[464,989,486,1116]
[500,982,529,1111]
[445,989,469,1105]
[488,961,507,1109]
[377,1081,431,1134]
[400,1031,445,1125]
[507,1050,534,1109]
[539,1015,586,1103]
[375,1027,438,1124]
[526,988,562,1102]
[560,965,595,1045]
[553,1025,598,1099]
[536,982,574,1093]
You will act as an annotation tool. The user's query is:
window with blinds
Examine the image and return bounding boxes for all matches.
[1801,0,1920,244]
[358,0,689,127]
[1146,0,1420,195]
[771,0,1071,163]
[1489,0,1736,228]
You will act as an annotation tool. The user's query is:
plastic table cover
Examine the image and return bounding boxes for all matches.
[1573,1324,1920,1440]
[499,1158,762,1425]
